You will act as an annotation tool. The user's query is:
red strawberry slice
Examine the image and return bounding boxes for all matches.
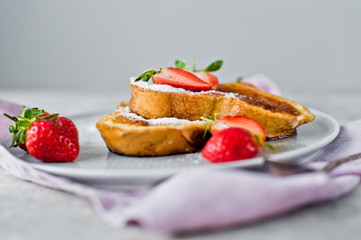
[194,71,219,90]
[202,128,259,163]
[26,117,80,162]
[153,67,212,91]
[211,116,266,140]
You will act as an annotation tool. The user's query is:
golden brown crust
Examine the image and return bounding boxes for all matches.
[129,83,315,139]
[97,82,315,156]
[218,83,300,115]
[96,109,209,156]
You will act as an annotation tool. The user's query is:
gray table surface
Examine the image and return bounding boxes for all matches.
[1,88,361,240]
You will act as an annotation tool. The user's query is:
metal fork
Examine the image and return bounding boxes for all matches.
[264,153,361,176]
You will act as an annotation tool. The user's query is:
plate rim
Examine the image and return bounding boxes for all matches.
[266,109,339,161]
[2,108,340,182]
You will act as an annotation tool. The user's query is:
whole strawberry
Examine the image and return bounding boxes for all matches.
[201,128,260,163]
[4,106,79,162]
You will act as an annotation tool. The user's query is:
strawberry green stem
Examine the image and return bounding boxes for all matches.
[3,106,58,148]
[200,113,220,138]
[254,134,275,151]
[134,69,162,82]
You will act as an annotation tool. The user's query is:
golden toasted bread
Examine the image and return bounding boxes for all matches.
[96,106,209,156]
[129,82,315,139]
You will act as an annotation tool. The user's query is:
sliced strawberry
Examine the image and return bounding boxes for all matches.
[211,116,266,140]
[153,67,212,91]
[194,71,219,90]
[202,128,259,163]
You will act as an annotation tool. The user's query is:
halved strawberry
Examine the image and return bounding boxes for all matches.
[153,67,212,91]
[202,128,260,163]
[211,116,266,140]
[194,71,219,90]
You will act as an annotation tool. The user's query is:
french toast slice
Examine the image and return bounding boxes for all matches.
[129,81,315,139]
[96,106,209,156]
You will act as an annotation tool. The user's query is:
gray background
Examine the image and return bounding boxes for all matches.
[0,0,361,93]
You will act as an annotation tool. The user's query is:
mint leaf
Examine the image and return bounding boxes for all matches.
[175,60,187,70]
[236,76,243,83]
[203,60,223,72]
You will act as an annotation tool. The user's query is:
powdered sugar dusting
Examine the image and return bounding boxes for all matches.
[116,107,205,125]
[130,77,245,100]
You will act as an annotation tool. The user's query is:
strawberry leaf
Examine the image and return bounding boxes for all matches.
[10,135,16,147]
[203,124,212,139]
[15,130,22,142]
[3,113,18,122]
[31,109,44,117]
[254,134,275,151]
[200,114,218,124]
[40,114,59,120]
[134,70,151,81]
[201,113,220,137]
[20,133,26,144]
[3,107,58,149]
[143,73,152,82]
[17,120,31,128]
[9,125,15,133]
[24,109,33,119]
[134,69,161,82]
[203,60,223,72]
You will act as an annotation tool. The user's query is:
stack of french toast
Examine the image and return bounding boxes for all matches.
[96,60,315,157]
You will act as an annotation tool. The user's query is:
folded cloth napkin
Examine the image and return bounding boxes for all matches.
[1,97,361,235]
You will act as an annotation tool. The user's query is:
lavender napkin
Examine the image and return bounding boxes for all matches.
[1,98,361,235]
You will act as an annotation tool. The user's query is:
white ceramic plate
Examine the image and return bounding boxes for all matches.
[2,109,339,188]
